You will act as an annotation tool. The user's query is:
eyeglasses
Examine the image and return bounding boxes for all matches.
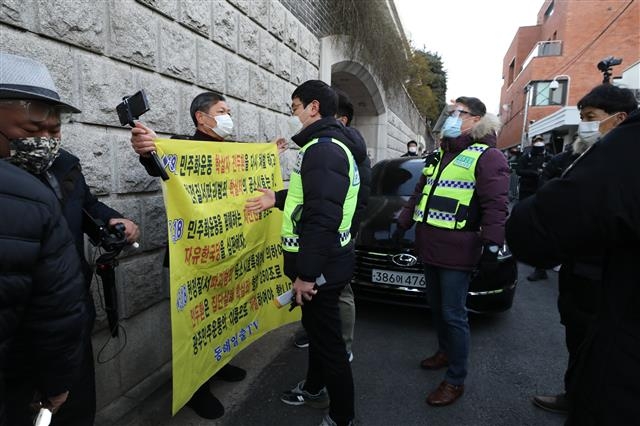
[448,109,472,117]
[290,102,303,114]
[0,100,73,124]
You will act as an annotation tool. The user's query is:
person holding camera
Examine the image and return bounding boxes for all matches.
[397,97,509,407]
[0,51,140,426]
[130,91,255,420]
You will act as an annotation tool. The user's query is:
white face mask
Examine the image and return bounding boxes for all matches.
[209,114,233,139]
[577,120,601,144]
[287,114,303,138]
[287,104,312,138]
[408,146,417,153]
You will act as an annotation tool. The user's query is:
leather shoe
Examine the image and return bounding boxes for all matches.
[420,351,449,370]
[214,363,246,382]
[426,381,464,406]
[532,393,569,414]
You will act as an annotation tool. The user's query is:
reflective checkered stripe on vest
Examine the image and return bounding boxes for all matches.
[413,143,488,229]
[281,137,360,253]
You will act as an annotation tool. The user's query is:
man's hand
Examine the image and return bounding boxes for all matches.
[44,391,68,413]
[130,121,158,157]
[274,137,288,155]
[109,218,140,243]
[292,278,317,306]
[245,188,275,213]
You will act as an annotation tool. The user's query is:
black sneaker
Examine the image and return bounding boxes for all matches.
[280,380,330,408]
[294,333,310,348]
[214,363,246,382]
[186,385,224,419]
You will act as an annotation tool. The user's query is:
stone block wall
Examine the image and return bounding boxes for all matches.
[0,0,426,417]
[0,0,319,413]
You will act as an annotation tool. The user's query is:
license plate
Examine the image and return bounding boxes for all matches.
[371,269,425,287]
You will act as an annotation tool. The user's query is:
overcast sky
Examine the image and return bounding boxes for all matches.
[394,0,544,115]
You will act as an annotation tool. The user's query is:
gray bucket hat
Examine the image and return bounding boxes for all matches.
[0,52,80,113]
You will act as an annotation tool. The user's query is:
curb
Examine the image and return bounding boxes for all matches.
[97,322,300,426]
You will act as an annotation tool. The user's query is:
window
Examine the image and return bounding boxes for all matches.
[531,80,567,106]
[544,0,555,19]
[371,161,422,196]
[508,58,515,86]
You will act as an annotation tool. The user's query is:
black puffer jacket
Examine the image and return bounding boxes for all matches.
[0,161,88,403]
[276,117,366,286]
[275,119,371,235]
[41,150,123,286]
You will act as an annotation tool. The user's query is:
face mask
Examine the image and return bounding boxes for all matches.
[287,104,311,138]
[408,146,417,153]
[5,136,61,174]
[441,116,462,138]
[287,115,303,138]
[210,114,233,139]
[577,120,601,144]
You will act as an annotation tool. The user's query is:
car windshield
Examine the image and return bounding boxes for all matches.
[371,160,423,196]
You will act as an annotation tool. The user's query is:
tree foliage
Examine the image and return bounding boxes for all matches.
[406,48,447,124]
[329,0,408,90]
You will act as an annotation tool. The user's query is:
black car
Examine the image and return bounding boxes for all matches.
[352,157,518,313]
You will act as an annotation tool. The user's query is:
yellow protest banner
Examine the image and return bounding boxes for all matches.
[154,139,300,415]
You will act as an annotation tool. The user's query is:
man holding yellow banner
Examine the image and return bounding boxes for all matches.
[130,91,293,419]
[246,80,359,426]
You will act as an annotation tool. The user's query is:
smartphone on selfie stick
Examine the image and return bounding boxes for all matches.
[116,90,169,180]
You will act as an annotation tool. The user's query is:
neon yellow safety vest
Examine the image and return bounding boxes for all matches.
[413,143,489,230]
[282,137,360,252]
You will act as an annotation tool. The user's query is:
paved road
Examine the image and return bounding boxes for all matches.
[220,263,568,426]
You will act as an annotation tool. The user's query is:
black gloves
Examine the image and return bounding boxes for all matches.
[479,244,500,274]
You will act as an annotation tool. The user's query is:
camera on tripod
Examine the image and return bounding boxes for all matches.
[597,56,623,83]
[83,210,133,337]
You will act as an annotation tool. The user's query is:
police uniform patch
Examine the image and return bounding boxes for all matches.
[453,154,474,169]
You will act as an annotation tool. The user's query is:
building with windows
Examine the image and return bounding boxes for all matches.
[497,0,639,152]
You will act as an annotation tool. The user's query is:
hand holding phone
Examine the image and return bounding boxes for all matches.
[116,90,169,180]
[34,408,52,426]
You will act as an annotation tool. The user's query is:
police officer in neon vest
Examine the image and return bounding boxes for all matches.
[274,80,359,426]
[398,97,510,407]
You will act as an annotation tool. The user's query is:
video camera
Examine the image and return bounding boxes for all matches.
[116,90,169,180]
[597,56,623,84]
[84,210,135,337]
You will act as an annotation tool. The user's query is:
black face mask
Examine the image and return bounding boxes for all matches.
[2,134,61,174]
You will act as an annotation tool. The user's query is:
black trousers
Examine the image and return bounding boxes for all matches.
[563,322,588,394]
[302,282,354,426]
[5,339,96,426]
[50,339,96,426]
